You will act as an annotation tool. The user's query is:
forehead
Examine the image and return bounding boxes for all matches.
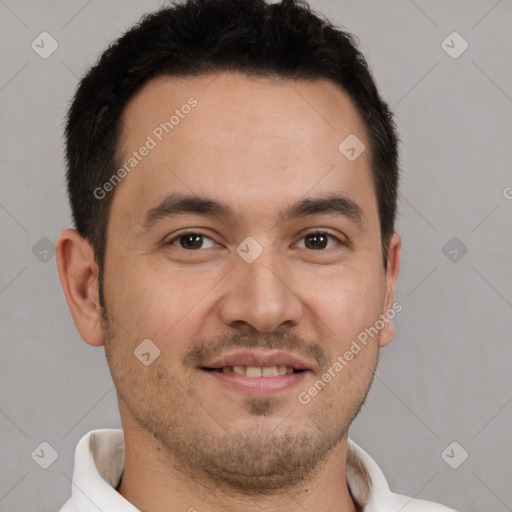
[110,72,376,230]
[119,71,367,156]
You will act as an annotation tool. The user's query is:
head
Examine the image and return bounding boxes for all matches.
[57,0,401,494]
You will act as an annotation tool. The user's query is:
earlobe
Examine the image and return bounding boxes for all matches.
[56,229,105,347]
[379,232,402,348]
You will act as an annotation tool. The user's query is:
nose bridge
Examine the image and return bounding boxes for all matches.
[219,238,302,332]
[248,252,287,302]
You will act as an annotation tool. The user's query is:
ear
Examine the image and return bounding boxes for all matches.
[56,229,104,347]
[379,232,402,348]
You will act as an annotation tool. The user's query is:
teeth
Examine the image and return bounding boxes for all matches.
[262,366,278,377]
[233,365,245,375]
[219,365,297,377]
[246,366,262,377]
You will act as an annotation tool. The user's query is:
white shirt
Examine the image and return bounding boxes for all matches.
[59,429,457,512]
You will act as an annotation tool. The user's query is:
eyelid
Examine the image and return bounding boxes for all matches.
[164,228,347,250]
[165,229,219,248]
[294,229,345,249]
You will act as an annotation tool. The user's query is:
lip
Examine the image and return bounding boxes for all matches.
[202,349,313,371]
[201,368,310,396]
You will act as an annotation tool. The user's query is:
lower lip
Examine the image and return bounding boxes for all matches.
[201,369,309,396]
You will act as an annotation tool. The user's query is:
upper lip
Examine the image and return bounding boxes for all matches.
[202,350,312,371]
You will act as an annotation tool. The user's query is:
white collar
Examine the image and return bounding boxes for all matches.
[60,428,455,512]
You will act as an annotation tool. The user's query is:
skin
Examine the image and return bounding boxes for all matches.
[57,71,401,512]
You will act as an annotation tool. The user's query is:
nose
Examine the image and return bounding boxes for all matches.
[218,245,303,333]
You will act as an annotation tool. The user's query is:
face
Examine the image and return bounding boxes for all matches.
[98,72,400,492]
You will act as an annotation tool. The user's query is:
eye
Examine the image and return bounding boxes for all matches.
[296,231,342,250]
[167,232,217,250]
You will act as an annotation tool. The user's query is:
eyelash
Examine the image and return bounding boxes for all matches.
[165,230,344,251]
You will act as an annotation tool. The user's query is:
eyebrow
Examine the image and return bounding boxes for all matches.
[140,192,364,232]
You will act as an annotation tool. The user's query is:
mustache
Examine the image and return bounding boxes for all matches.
[182,331,328,369]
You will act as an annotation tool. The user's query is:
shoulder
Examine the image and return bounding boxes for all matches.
[347,439,459,512]
[58,498,77,512]
[385,492,459,511]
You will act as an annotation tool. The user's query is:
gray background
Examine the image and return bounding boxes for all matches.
[1,0,511,511]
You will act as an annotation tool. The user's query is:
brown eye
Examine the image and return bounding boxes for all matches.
[180,234,203,250]
[305,233,327,249]
[168,233,216,250]
[297,232,340,250]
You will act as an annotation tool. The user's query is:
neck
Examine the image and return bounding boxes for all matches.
[116,419,360,512]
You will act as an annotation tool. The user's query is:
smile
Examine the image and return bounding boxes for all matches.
[203,365,305,377]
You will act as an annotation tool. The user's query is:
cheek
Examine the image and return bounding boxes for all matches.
[306,274,383,406]
[104,258,216,344]
[305,265,385,344]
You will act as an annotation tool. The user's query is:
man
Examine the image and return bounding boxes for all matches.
[56,0,457,510]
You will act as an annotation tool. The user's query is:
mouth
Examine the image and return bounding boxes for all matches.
[202,365,306,377]
[199,350,312,395]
